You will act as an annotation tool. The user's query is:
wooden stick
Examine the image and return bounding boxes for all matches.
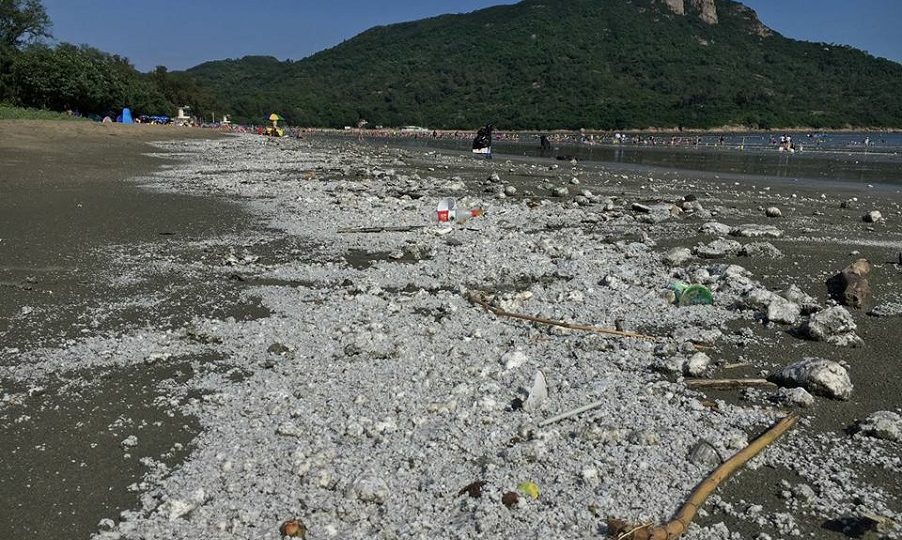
[538,400,605,427]
[337,225,427,234]
[467,292,657,341]
[685,379,777,390]
[607,413,799,540]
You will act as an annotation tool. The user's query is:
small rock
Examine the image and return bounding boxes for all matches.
[685,352,712,377]
[504,185,517,196]
[770,358,853,400]
[348,477,389,504]
[856,411,902,442]
[791,483,817,503]
[800,306,862,347]
[551,187,569,197]
[699,222,732,236]
[868,302,902,317]
[765,207,782,218]
[694,238,742,259]
[774,387,815,408]
[863,210,883,223]
[730,224,784,238]
[663,247,692,266]
[767,298,801,325]
[740,242,782,258]
[501,350,528,370]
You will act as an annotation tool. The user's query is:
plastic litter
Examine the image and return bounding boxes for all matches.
[436,198,484,223]
[689,439,722,468]
[436,198,457,222]
[669,281,714,306]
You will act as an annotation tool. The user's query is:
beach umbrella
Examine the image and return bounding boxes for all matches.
[269,113,283,122]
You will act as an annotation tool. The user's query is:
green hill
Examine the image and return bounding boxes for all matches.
[187,0,902,130]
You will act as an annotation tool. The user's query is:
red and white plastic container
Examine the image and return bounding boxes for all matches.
[437,198,457,222]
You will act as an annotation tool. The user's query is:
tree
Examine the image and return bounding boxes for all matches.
[1,0,51,100]
[0,0,51,49]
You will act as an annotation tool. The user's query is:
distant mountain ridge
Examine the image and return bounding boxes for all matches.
[187,0,902,129]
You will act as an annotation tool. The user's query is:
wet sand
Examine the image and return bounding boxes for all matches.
[0,121,261,538]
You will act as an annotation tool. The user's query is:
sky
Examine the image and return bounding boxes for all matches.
[41,0,902,72]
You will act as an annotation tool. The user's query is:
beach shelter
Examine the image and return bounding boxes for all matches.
[121,108,134,124]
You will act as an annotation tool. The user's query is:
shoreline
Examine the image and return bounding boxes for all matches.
[1,126,900,539]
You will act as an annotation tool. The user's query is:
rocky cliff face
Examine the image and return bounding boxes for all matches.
[688,0,718,24]
[661,0,718,25]
[662,0,685,16]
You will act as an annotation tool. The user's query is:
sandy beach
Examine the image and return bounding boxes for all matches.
[1,122,900,539]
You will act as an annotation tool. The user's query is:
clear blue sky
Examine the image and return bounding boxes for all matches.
[42,0,902,72]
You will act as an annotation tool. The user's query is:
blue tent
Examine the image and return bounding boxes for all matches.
[121,108,133,124]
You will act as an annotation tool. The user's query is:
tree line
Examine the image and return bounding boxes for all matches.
[0,0,221,119]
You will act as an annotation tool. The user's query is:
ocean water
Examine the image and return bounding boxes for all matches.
[371,132,902,187]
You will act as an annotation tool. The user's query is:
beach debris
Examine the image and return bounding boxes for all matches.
[501,491,520,508]
[799,306,862,347]
[436,197,457,222]
[855,411,902,442]
[769,358,853,400]
[517,481,540,500]
[458,480,487,499]
[523,371,548,411]
[826,258,872,309]
[279,518,307,538]
[688,440,722,469]
[862,210,883,223]
[467,291,658,341]
[607,414,799,540]
[694,238,741,259]
[337,225,426,234]
[538,399,605,428]
[765,207,782,218]
[669,282,714,306]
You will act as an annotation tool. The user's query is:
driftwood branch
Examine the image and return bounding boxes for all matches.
[685,379,777,390]
[607,413,799,540]
[467,291,657,341]
[337,225,427,234]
